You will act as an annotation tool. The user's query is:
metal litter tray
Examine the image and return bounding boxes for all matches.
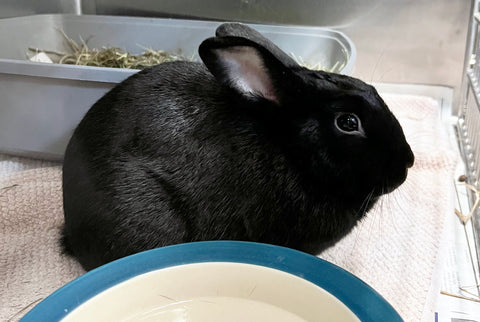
[0,14,356,158]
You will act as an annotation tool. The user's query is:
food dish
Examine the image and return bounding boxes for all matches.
[21,241,402,321]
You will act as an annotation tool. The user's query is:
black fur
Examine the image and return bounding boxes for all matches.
[62,23,414,270]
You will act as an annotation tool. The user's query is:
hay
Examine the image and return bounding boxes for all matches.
[289,52,344,73]
[28,29,190,69]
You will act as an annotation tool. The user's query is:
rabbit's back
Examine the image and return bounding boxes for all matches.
[62,61,321,270]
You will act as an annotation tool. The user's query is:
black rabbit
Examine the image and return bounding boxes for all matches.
[62,23,414,271]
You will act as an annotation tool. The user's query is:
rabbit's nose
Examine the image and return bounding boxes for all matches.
[405,145,414,168]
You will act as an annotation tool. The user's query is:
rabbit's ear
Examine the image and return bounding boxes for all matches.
[199,36,292,104]
[215,23,299,68]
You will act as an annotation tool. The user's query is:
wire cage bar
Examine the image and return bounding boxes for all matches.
[457,0,480,267]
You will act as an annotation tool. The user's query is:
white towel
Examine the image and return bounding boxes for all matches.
[0,94,458,321]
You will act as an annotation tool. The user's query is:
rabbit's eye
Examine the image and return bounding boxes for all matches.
[335,113,363,135]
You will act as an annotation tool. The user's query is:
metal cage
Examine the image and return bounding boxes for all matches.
[457,0,480,266]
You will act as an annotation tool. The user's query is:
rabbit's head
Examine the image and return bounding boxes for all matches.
[199,24,414,205]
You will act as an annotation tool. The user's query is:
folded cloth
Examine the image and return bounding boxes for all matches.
[0,166,85,321]
[0,94,458,321]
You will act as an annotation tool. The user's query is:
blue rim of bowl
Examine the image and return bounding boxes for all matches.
[21,241,403,322]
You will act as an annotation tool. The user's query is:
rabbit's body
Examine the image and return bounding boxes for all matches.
[62,24,414,270]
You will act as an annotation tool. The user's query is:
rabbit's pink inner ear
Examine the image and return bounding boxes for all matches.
[216,46,279,103]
